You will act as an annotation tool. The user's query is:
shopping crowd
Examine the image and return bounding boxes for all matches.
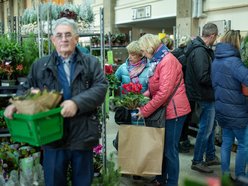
[3,15,248,186]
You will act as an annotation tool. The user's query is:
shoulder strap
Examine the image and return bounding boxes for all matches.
[148,74,183,107]
[163,74,183,107]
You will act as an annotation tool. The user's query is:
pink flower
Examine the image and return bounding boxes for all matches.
[93,144,103,155]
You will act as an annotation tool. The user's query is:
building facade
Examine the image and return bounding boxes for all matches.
[1,0,248,41]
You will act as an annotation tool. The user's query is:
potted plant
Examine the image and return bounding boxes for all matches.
[114,82,149,124]
[104,64,120,91]
[241,34,248,96]
[20,33,39,82]
[0,34,24,86]
[93,144,103,176]
[92,153,121,186]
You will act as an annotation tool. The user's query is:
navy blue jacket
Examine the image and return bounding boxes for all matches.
[212,42,248,129]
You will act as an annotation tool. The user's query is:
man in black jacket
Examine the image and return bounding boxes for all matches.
[185,22,220,173]
[4,18,108,186]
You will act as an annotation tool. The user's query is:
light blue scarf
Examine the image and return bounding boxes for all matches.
[147,44,169,78]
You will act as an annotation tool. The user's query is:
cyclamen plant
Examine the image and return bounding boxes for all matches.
[115,82,149,109]
[93,144,103,173]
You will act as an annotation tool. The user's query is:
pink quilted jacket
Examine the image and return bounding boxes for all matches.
[140,52,191,120]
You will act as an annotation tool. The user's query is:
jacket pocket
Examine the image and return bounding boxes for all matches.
[83,114,102,143]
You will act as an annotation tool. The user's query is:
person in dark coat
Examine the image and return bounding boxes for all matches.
[212,30,248,178]
[185,22,220,173]
[4,17,108,186]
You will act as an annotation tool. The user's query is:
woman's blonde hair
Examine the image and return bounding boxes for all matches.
[220,30,241,49]
[126,41,143,56]
[138,34,161,55]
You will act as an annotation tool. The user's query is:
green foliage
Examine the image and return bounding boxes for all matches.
[241,35,248,67]
[114,93,149,110]
[113,82,149,109]
[0,34,24,64]
[22,2,94,24]
[0,34,24,79]
[21,33,39,75]
[106,74,120,90]
[92,153,121,186]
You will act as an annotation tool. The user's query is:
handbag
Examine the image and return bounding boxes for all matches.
[145,106,166,128]
[118,125,165,176]
[145,75,183,127]
[114,106,131,125]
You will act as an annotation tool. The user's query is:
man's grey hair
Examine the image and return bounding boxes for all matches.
[52,17,79,35]
[202,22,218,37]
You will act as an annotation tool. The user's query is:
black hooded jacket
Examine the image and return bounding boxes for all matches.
[185,36,215,102]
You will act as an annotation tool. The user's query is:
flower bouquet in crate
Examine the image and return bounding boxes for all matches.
[4,88,64,146]
[9,88,62,115]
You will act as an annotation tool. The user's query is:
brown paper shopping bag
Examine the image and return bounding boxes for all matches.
[118,125,165,176]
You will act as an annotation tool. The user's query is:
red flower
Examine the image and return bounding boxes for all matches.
[114,82,149,109]
[122,82,142,94]
[104,64,114,75]
[16,64,23,72]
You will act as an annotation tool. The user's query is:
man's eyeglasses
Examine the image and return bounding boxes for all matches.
[54,32,74,40]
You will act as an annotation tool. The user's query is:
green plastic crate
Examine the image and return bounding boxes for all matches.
[4,107,63,146]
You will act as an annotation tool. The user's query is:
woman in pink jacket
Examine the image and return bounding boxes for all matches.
[137,34,191,186]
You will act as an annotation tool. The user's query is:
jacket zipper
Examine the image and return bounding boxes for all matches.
[172,99,178,121]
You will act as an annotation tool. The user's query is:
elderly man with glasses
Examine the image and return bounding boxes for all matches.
[4,17,108,186]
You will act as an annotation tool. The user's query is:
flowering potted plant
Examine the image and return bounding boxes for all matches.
[0,61,24,86]
[93,144,103,175]
[0,35,24,86]
[114,82,149,110]
[114,82,149,124]
[104,64,120,91]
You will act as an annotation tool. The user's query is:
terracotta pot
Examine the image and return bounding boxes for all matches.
[241,84,248,96]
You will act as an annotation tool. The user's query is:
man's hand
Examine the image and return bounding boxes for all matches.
[4,104,17,119]
[60,100,78,117]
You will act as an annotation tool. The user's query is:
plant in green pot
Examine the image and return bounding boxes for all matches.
[241,34,248,96]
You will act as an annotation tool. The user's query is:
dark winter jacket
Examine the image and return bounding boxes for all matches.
[185,36,215,101]
[17,47,108,150]
[212,42,248,129]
